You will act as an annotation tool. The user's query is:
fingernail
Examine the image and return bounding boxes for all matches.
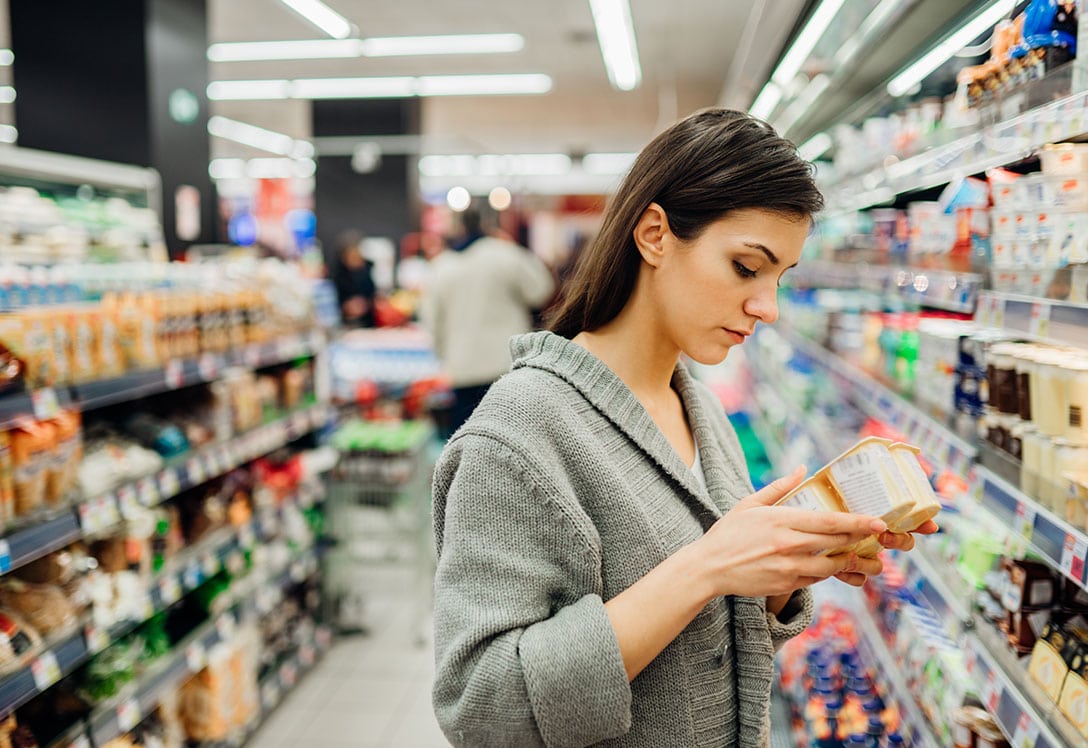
[870,519,887,534]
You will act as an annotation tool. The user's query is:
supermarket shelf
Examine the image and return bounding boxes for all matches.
[0,402,331,581]
[898,548,1084,748]
[823,89,1088,212]
[775,326,976,476]
[845,589,941,748]
[976,292,1088,351]
[0,330,324,430]
[973,464,1088,592]
[788,260,982,314]
[73,330,325,412]
[86,544,321,746]
[0,486,322,720]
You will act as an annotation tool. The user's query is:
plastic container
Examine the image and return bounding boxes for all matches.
[1040,142,1088,176]
[1063,357,1088,444]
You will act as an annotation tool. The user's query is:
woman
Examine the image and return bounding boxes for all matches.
[431,109,935,747]
[332,230,377,328]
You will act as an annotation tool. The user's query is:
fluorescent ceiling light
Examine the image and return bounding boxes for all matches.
[798,132,832,161]
[833,0,899,68]
[360,33,524,57]
[0,125,17,144]
[0,87,15,104]
[749,82,783,120]
[208,39,363,62]
[279,0,352,39]
[589,0,642,91]
[774,74,831,136]
[293,76,416,99]
[209,158,246,180]
[207,115,313,159]
[416,74,552,96]
[207,79,291,100]
[209,157,315,180]
[887,0,1013,97]
[418,153,571,177]
[771,0,845,87]
[582,152,637,175]
[0,50,12,66]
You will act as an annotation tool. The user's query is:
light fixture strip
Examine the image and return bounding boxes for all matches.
[0,50,12,66]
[208,39,363,62]
[771,0,846,87]
[774,74,831,136]
[207,115,314,159]
[588,0,642,91]
[279,0,352,39]
[748,82,783,120]
[207,74,553,101]
[886,0,1013,97]
[833,0,900,68]
[360,33,525,57]
[798,132,832,161]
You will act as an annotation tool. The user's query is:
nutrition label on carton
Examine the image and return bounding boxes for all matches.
[782,486,827,512]
[829,448,895,517]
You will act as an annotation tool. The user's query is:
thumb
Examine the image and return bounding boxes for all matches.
[736,465,807,510]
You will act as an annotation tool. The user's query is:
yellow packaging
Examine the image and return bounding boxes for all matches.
[93,306,125,377]
[1059,646,1088,737]
[14,310,55,388]
[0,432,15,530]
[1028,622,1072,703]
[67,307,99,383]
[44,410,81,505]
[887,443,943,532]
[47,309,71,386]
[11,420,54,517]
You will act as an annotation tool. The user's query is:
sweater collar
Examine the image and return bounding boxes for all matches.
[510,331,744,527]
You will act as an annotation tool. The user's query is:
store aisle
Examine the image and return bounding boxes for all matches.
[249,564,448,747]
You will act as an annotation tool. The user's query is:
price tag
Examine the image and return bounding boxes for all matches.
[202,552,219,577]
[85,625,111,655]
[30,387,60,420]
[185,641,206,672]
[1029,302,1051,338]
[117,697,141,732]
[198,353,219,381]
[77,501,99,534]
[159,574,182,605]
[993,296,1006,329]
[30,650,61,691]
[239,523,256,550]
[158,468,181,497]
[279,662,298,688]
[983,670,1003,713]
[1011,712,1040,748]
[187,456,206,485]
[116,485,140,520]
[299,643,316,667]
[99,494,121,529]
[136,477,159,507]
[1015,503,1036,542]
[0,539,12,573]
[164,359,184,389]
[183,562,201,590]
[216,612,236,641]
[1060,533,1088,581]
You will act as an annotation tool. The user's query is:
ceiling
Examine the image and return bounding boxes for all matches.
[207,0,807,163]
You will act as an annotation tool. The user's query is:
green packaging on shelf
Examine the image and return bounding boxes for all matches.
[956,533,1006,590]
[330,419,431,454]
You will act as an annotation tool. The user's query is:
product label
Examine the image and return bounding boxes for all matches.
[116,485,140,520]
[185,642,206,672]
[137,476,159,507]
[829,447,896,516]
[30,388,59,420]
[1011,712,1041,748]
[158,468,181,498]
[164,359,184,389]
[160,575,182,606]
[117,698,140,732]
[1030,302,1052,338]
[1060,534,1088,581]
[84,626,110,655]
[30,651,61,691]
[1015,503,1037,543]
[781,486,830,512]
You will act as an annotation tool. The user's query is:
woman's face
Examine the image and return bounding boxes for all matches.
[648,207,808,365]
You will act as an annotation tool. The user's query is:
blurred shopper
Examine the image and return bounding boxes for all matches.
[431,109,935,747]
[420,207,554,432]
[332,230,377,328]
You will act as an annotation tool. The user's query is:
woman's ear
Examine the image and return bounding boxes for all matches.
[633,202,671,268]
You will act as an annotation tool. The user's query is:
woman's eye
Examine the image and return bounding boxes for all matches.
[733,261,757,279]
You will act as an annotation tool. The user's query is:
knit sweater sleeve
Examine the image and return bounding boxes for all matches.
[432,433,632,748]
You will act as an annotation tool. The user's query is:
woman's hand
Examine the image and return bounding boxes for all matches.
[690,466,886,599]
[833,518,941,586]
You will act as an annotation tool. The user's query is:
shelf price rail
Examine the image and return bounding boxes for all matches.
[976,292,1088,351]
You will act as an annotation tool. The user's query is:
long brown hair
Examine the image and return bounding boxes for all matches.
[548,108,823,339]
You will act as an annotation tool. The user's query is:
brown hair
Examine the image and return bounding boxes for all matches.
[548,108,823,339]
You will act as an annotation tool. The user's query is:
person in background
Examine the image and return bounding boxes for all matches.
[430,109,936,747]
[420,206,555,433]
[332,229,377,328]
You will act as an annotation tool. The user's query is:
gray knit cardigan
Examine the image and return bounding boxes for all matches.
[432,331,814,747]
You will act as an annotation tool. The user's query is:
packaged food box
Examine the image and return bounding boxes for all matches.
[1029,621,1075,702]
[775,437,942,557]
[1059,642,1088,737]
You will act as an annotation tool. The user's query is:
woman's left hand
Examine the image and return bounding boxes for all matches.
[833,519,940,587]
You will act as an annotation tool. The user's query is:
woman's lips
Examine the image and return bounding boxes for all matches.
[723,328,748,344]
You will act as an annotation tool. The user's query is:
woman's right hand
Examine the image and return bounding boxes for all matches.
[690,466,887,599]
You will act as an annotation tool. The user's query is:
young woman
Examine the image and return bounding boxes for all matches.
[431,109,935,747]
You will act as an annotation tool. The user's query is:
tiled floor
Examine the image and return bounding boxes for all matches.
[249,564,449,747]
